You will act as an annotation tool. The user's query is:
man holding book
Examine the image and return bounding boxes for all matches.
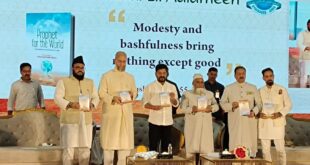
[180,73,219,162]
[220,66,262,157]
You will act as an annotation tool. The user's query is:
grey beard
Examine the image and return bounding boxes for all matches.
[194,88,206,95]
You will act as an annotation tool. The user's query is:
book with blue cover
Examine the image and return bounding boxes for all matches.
[26,12,73,98]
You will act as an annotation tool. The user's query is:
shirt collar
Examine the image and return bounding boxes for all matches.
[19,78,33,83]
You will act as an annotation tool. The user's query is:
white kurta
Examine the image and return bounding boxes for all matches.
[258,84,292,139]
[98,69,137,150]
[54,77,100,148]
[142,81,179,126]
[180,89,219,154]
[220,82,262,153]
[297,30,310,60]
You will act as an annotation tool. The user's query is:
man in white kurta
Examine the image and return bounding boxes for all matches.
[297,19,310,87]
[143,64,179,152]
[180,74,219,160]
[220,66,262,157]
[258,68,292,165]
[54,56,99,165]
[98,51,137,165]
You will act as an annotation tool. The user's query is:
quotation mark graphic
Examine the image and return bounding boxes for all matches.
[109,9,125,23]
[226,63,241,75]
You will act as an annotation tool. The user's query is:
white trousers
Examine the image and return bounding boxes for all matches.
[104,150,131,165]
[63,147,90,165]
[261,139,286,165]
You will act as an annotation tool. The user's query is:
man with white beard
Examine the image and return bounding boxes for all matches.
[180,73,219,163]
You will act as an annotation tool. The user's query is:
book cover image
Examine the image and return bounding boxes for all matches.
[26,13,73,88]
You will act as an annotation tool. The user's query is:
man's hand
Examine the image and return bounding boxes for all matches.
[169,92,177,105]
[152,105,162,111]
[232,102,239,112]
[271,112,282,119]
[204,105,212,113]
[192,106,199,113]
[257,112,268,119]
[71,102,80,109]
[112,96,122,105]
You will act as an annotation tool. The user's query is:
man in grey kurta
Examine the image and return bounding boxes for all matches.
[220,66,262,157]
[180,73,218,162]
[7,63,45,115]
[98,51,137,165]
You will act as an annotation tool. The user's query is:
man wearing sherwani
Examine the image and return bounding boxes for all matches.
[258,68,292,165]
[180,73,219,163]
[220,66,262,157]
[98,51,137,165]
[54,56,100,165]
[297,19,310,87]
[143,64,179,152]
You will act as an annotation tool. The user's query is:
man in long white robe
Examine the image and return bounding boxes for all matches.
[220,66,262,157]
[297,19,310,87]
[98,51,137,165]
[258,68,292,165]
[54,56,100,165]
[180,73,219,162]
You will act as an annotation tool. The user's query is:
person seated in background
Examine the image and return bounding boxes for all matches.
[180,73,219,164]
[7,62,45,115]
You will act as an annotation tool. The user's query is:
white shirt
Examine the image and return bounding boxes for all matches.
[143,81,179,126]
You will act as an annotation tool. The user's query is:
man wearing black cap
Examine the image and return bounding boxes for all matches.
[54,56,99,165]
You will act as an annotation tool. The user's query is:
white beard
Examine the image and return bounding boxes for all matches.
[194,88,207,95]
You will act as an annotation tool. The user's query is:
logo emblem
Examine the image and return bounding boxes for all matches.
[247,0,281,15]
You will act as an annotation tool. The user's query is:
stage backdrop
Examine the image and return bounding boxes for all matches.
[0,0,309,113]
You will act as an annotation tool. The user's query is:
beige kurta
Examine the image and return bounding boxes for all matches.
[54,76,100,148]
[98,68,137,150]
[297,30,310,60]
[220,82,262,153]
[180,89,219,154]
[259,84,292,139]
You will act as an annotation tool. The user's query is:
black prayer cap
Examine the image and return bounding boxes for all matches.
[72,56,84,66]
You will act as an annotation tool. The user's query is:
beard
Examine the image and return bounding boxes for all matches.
[116,66,126,72]
[194,88,206,95]
[266,80,274,86]
[73,71,84,81]
[157,76,166,83]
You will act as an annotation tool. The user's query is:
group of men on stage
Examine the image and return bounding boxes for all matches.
[8,51,291,165]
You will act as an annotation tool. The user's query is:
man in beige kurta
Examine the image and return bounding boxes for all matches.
[180,74,219,162]
[98,51,137,165]
[54,56,99,165]
[258,68,292,165]
[220,66,262,157]
[297,19,310,87]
